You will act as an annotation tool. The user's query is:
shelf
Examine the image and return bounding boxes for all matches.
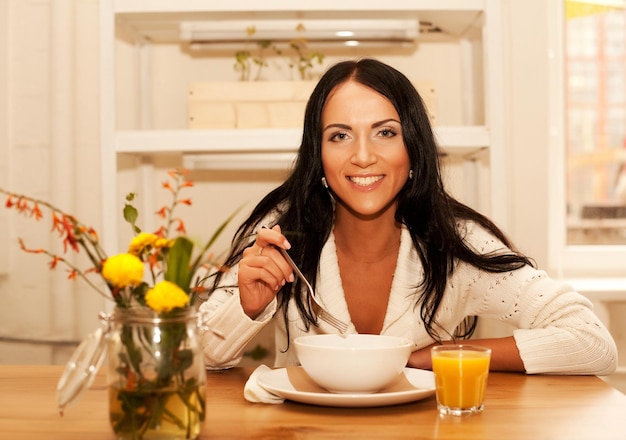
[115,126,488,171]
[112,0,484,41]
[114,126,490,157]
[100,0,504,247]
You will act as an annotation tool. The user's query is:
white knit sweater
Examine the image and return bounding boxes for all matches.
[199,221,617,375]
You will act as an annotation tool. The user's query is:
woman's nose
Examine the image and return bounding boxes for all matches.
[351,137,377,167]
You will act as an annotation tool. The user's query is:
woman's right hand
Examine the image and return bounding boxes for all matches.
[238,224,294,319]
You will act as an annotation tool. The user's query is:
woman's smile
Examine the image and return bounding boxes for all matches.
[348,174,384,188]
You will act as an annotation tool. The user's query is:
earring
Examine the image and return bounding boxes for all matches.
[409,169,414,180]
[321,177,329,189]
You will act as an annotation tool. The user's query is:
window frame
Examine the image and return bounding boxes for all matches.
[549,0,626,277]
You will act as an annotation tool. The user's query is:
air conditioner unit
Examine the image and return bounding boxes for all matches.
[180,19,419,49]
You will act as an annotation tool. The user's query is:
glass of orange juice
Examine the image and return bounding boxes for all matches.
[431,344,491,416]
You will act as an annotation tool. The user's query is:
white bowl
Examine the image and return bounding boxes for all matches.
[294,334,413,394]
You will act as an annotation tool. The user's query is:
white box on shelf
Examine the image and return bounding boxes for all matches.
[187,80,437,129]
[188,81,315,129]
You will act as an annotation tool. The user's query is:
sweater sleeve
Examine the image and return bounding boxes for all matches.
[458,222,618,375]
[198,264,277,370]
[510,275,617,375]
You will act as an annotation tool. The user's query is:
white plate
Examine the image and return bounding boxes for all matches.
[257,367,435,408]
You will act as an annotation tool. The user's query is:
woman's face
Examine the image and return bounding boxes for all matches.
[321,80,410,220]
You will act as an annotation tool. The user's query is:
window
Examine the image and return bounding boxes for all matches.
[565,1,626,246]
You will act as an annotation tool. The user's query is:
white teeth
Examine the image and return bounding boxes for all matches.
[349,176,383,187]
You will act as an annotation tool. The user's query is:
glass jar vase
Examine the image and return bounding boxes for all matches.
[106,307,206,440]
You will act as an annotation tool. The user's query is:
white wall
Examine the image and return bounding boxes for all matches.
[0,0,481,365]
[0,0,10,274]
[502,0,552,268]
[0,0,104,364]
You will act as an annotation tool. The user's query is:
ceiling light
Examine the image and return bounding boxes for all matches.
[180,19,419,48]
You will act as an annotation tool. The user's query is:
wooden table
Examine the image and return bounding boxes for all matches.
[1,365,625,439]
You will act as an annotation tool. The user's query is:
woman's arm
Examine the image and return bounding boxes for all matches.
[407,336,525,372]
[198,225,292,369]
[198,267,277,370]
[448,223,617,375]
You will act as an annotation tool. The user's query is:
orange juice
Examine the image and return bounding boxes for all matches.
[431,345,491,415]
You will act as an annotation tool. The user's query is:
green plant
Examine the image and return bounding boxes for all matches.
[277,37,325,80]
[233,23,325,81]
[233,27,275,81]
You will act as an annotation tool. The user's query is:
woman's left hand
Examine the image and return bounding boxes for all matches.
[407,344,435,370]
[407,337,526,372]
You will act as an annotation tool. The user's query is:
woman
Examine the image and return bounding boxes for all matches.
[199,58,617,375]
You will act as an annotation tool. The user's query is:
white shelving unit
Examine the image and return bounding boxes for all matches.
[99,0,505,253]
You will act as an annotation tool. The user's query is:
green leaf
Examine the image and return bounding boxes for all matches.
[123,204,137,224]
[175,349,194,371]
[123,203,141,234]
[165,236,194,292]
[120,326,144,376]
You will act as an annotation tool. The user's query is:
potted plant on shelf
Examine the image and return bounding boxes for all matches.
[188,23,325,130]
[233,24,325,82]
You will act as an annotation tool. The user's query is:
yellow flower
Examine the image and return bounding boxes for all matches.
[101,253,144,288]
[145,281,189,313]
[154,237,172,249]
[128,232,160,255]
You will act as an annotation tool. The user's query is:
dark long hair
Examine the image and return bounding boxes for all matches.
[210,58,533,341]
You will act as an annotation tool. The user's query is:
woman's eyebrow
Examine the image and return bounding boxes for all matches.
[322,123,351,132]
[372,118,401,128]
[323,119,401,132]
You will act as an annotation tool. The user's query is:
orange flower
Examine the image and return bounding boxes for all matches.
[60,216,80,253]
[155,206,168,218]
[49,256,62,269]
[0,166,228,313]
[125,370,137,391]
[147,252,159,269]
[87,227,98,241]
[16,197,28,213]
[31,203,43,220]
[51,212,63,233]
[168,168,189,178]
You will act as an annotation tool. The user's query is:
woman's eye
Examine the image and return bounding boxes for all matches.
[329,132,349,142]
[379,128,397,138]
